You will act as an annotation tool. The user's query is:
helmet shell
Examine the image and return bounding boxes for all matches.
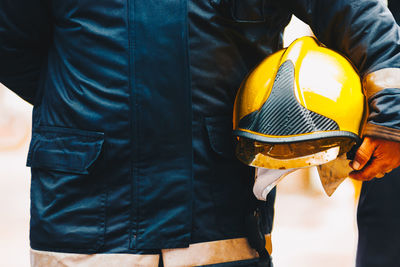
[233,37,365,169]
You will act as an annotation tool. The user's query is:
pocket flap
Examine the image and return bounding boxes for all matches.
[210,0,266,23]
[205,116,235,158]
[26,126,104,174]
[232,0,265,22]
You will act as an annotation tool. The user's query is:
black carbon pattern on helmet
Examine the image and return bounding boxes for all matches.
[238,60,339,136]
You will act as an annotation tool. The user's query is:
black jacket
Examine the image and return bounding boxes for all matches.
[1,0,400,254]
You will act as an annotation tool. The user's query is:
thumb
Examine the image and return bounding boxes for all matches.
[351,137,375,170]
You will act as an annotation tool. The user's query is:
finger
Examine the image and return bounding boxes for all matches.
[351,137,375,171]
[349,171,370,181]
[349,169,375,181]
[349,159,386,181]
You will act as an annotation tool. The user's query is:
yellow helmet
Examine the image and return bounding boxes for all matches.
[233,36,366,169]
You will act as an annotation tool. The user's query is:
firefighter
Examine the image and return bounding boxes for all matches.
[1,0,400,266]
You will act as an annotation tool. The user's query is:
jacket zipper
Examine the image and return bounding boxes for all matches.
[127,0,139,249]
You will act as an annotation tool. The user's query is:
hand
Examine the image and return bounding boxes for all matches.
[349,137,400,181]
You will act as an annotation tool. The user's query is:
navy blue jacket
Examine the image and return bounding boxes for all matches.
[389,0,400,23]
[1,0,400,254]
[356,2,400,267]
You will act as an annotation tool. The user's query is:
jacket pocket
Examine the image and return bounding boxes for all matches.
[27,126,106,252]
[205,116,253,236]
[205,116,236,158]
[211,0,266,23]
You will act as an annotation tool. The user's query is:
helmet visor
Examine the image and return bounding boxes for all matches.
[236,136,355,169]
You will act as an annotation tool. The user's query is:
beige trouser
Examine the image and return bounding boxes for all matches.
[30,235,272,267]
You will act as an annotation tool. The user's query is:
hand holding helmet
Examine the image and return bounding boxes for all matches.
[349,137,400,181]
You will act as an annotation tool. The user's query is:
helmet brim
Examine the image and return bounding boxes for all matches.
[234,130,359,169]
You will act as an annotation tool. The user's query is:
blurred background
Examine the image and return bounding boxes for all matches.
[0,16,362,267]
[0,83,32,267]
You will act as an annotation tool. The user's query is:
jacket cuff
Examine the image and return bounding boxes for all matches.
[363,68,400,98]
[363,123,400,142]
[362,68,400,141]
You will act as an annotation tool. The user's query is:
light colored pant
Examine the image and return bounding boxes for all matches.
[31,235,272,267]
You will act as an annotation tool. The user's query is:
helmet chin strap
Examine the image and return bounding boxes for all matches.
[253,168,297,201]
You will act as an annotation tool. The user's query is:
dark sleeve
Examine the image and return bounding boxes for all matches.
[275,0,400,141]
[388,0,400,24]
[0,0,52,104]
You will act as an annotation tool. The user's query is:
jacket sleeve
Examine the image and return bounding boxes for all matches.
[389,0,400,24]
[0,0,52,104]
[275,0,400,141]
